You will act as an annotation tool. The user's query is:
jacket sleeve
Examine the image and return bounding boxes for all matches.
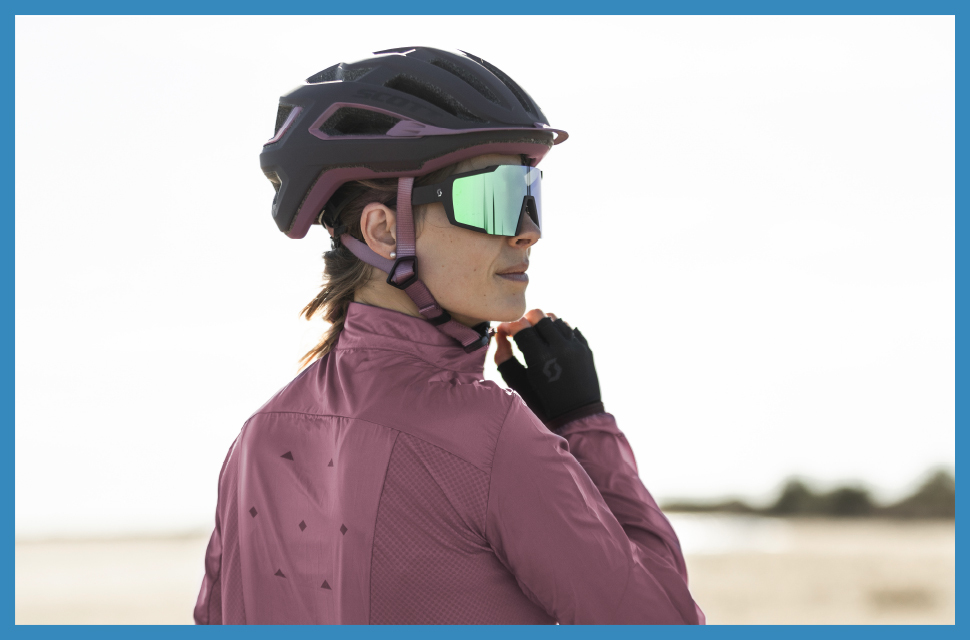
[556,411,706,624]
[194,441,236,625]
[484,397,703,624]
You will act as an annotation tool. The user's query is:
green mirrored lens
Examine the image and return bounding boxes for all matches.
[451,165,540,235]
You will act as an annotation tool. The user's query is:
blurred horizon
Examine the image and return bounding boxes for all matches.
[662,466,955,518]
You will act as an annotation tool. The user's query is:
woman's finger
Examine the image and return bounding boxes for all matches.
[523,308,546,325]
[497,316,533,338]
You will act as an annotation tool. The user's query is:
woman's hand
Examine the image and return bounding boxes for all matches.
[494,309,603,430]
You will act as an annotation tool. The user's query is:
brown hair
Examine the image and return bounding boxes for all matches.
[298,164,460,369]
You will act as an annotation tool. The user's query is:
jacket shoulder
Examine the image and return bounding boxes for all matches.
[402,377,517,473]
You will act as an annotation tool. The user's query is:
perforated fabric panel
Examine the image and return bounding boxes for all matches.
[369,432,554,624]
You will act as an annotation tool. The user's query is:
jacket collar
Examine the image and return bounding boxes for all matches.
[336,301,490,374]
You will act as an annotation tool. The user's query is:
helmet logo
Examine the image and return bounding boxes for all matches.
[543,358,562,383]
[437,188,442,198]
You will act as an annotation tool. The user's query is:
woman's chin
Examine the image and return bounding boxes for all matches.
[488,297,527,323]
[445,291,527,325]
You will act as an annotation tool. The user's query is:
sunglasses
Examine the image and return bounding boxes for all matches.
[411,165,543,236]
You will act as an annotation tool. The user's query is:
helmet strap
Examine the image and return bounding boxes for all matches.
[336,177,491,353]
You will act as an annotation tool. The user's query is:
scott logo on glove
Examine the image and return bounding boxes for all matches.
[543,358,562,382]
[497,316,601,427]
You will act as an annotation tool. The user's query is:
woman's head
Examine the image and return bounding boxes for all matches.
[300,153,539,365]
[357,152,538,325]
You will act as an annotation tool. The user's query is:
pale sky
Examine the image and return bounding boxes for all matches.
[15,15,954,537]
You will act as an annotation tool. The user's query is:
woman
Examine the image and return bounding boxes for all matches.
[194,46,705,625]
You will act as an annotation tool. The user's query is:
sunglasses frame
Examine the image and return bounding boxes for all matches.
[411,165,542,237]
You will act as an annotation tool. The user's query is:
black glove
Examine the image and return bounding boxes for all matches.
[497,317,604,432]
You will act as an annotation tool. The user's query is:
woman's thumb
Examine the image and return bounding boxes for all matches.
[494,317,532,365]
[494,329,513,365]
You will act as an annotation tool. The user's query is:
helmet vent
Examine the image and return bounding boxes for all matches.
[462,52,537,117]
[306,64,373,84]
[430,58,503,106]
[274,105,295,136]
[383,73,486,122]
[319,107,401,136]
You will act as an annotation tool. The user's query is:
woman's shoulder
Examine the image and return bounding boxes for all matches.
[426,375,515,411]
[403,378,518,465]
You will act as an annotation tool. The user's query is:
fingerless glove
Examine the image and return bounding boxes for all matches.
[497,317,604,432]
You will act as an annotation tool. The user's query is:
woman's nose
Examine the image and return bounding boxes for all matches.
[511,210,541,247]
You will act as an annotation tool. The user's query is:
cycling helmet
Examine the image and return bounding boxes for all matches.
[259,47,568,351]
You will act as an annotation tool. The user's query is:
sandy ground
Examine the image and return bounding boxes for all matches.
[678,517,955,624]
[15,517,954,625]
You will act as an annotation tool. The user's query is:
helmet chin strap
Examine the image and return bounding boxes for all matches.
[335,177,492,353]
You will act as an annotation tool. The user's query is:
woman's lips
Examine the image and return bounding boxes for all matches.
[497,262,529,283]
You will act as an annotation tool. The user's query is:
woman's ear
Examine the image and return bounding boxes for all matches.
[359,202,397,259]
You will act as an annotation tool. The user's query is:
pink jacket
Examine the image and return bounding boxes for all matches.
[194,301,705,624]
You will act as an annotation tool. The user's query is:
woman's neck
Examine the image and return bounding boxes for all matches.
[353,278,484,328]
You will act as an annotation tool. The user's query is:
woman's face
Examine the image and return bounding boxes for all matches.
[414,153,540,326]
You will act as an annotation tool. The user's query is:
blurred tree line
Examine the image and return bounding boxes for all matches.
[661,468,954,518]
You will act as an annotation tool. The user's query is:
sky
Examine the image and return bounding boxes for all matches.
[15,15,954,538]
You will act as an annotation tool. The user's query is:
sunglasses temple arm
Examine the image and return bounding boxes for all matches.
[411,183,442,206]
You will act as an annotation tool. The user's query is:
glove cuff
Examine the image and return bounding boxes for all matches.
[546,402,606,434]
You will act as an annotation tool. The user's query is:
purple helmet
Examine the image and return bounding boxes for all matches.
[259,46,568,239]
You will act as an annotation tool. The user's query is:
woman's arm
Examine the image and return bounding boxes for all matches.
[555,412,706,623]
[194,523,223,624]
[194,441,236,625]
[485,398,703,624]
[556,412,689,582]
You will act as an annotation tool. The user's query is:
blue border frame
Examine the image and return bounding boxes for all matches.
[9,0,960,632]
[4,1,966,13]
[3,624,967,636]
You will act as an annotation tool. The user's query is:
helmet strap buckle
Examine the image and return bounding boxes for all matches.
[385,255,419,290]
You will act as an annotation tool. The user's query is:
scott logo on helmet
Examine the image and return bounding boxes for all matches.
[543,358,562,383]
[355,88,437,117]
